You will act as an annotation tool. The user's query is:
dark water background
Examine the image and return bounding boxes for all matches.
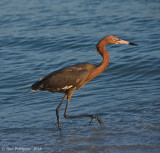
[0,0,160,152]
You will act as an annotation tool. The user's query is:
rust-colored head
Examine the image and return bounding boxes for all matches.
[96,35,137,52]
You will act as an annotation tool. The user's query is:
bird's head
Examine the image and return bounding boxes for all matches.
[104,35,138,45]
[96,35,137,52]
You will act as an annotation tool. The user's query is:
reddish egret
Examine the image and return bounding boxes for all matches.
[31,35,137,129]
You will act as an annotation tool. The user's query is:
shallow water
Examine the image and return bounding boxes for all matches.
[0,0,160,152]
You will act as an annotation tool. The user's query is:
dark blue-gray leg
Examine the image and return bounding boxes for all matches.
[56,95,67,130]
[64,100,104,125]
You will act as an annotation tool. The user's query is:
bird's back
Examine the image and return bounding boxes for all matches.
[31,63,97,93]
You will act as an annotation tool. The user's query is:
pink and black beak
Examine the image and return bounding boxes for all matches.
[117,39,138,46]
[129,42,138,46]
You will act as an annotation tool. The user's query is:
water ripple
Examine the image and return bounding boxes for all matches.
[0,0,160,152]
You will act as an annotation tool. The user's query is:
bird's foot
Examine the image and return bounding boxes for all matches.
[58,126,62,130]
[90,115,104,125]
[57,122,62,130]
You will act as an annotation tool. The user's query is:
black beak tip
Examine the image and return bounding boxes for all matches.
[129,42,138,46]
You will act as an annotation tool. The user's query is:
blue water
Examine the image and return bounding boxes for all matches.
[0,0,160,152]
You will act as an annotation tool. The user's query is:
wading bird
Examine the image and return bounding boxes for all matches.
[31,35,137,130]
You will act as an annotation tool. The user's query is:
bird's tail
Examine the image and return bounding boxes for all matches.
[31,80,42,91]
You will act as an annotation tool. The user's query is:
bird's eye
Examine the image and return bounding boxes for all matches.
[112,39,117,42]
[112,38,120,44]
[113,38,120,42]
